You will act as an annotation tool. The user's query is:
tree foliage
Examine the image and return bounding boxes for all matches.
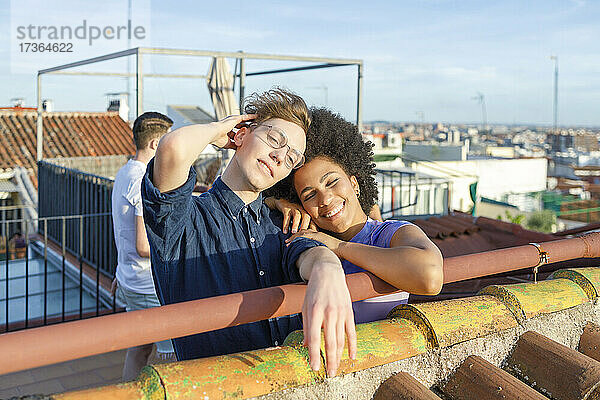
[526,210,557,233]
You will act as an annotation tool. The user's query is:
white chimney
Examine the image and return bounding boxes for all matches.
[42,99,54,112]
[106,92,130,122]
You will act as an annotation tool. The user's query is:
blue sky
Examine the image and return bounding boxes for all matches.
[1,0,599,126]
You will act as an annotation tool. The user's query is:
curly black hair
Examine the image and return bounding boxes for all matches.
[265,107,378,215]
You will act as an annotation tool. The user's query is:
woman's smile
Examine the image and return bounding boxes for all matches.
[294,156,366,239]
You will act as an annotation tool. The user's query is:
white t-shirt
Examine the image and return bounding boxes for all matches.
[111,159,155,294]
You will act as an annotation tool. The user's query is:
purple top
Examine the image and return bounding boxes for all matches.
[342,219,414,324]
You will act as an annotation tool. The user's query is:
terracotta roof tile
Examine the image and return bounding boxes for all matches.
[411,219,454,239]
[431,234,494,258]
[0,109,135,188]
[0,110,134,171]
[411,212,559,258]
[408,212,578,303]
[428,216,480,235]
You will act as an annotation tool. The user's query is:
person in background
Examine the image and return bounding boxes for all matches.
[111,112,175,381]
[265,108,444,323]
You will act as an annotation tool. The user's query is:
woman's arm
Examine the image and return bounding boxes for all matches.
[286,224,443,295]
[340,225,443,295]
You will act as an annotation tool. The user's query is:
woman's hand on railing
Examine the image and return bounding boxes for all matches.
[264,197,316,234]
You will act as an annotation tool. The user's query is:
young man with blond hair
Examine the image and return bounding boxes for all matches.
[111,111,175,381]
[142,89,356,376]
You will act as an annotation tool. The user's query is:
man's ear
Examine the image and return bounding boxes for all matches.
[233,126,250,147]
[148,138,160,151]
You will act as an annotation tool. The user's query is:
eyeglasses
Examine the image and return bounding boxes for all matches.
[251,123,305,169]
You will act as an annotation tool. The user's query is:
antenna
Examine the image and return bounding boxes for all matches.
[471,92,487,132]
[550,55,558,134]
[415,111,425,136]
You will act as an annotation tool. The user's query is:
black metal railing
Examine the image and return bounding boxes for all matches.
[1,214,120,333]
[38,161,116,277]
[0,202,24,240]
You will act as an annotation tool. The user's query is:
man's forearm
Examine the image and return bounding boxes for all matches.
[297,246,343,281]
[135,215,151,258]
[159,123,221,166]
[153,123,220,192]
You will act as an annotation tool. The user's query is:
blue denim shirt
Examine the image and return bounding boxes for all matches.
[141,158,324,361]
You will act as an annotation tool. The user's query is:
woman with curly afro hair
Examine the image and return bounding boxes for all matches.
[265,108,443,323]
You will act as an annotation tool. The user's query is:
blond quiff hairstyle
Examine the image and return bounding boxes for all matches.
[243,88,311,133]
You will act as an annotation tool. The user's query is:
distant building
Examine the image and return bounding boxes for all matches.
[166,105,219,156]
[548,130,599,153]
[485,146,515,158]
[167,105,216,131]
[395,157,548,213]
[573,132,598,152]
[403,142,468,162]
[382,131,402,149]
[362,133,385,149]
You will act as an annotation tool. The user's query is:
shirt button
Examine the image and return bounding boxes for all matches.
[259,270,265,276]
[244,207,248,213]
[250,237,255,243]
[232,216,237,220]
[274,341,279,346]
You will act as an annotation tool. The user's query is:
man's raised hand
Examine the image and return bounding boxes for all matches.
[210,114,257,150]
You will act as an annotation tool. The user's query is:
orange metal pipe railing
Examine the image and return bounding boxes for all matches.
[443,232,599,283]
[0,233,598,375]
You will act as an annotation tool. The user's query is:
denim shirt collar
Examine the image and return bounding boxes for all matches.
[211,177,263,219]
